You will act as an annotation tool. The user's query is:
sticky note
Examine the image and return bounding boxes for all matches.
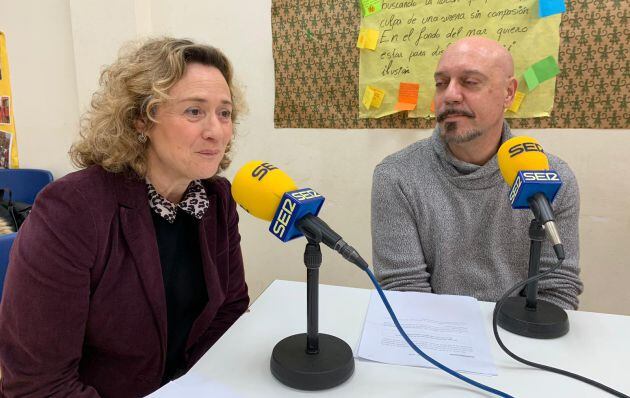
[539,0,566,17]
[356,28,379,50]
[394,82,419,111]
[523,68,540,90]
[532,56,560,82]
[507,91,526,113]
[370,87,385,108]
[523,56,560,91]
[363,86,385,109]
[362,87,375,110]
[360,0,382,17]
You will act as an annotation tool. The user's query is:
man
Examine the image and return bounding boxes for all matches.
[371,37,582,309]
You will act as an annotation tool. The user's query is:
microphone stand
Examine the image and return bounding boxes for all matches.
[269,237,355,390]
[497,219,569,338]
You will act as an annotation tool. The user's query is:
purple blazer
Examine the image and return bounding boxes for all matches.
[0,166,249,397]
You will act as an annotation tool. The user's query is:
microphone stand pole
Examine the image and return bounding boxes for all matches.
[498,219,569,338]
[270,238,354,390]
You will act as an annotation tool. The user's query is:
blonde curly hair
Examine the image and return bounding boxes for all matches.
[70,37,244,177]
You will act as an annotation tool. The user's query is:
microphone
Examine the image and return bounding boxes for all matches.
[497,136,564,259]
[231,161,369,270]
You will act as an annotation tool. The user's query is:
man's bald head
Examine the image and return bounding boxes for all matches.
[438,36,515,79]
[433,37,518,163]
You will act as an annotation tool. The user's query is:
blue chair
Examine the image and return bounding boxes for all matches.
[0,168,53,204]
[0,232,17,300]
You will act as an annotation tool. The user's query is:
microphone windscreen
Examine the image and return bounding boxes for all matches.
[231,161,298,221]
[497,136,550,186]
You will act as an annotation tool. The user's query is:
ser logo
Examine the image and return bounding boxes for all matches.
[290,189,321,201]
[522,171,560,182]
[509,142,544,157]
[251,162,278,181]
[509,175,522,204]
[271,198,296,238]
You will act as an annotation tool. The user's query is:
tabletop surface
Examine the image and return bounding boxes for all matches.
[151,280,630,398]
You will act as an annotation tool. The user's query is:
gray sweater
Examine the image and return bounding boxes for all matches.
[371,124,583,310]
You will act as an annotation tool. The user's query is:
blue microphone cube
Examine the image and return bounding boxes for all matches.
[508,170,562,209]
[269,188,325,242]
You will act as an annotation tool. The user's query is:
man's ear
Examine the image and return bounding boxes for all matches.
[504,77,518,109]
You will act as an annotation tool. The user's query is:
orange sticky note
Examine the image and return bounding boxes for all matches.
[507,91,526,113]
[394,82,419,111]
[356,28,379,50]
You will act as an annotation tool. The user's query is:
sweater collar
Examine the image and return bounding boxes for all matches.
[431,121,513,189]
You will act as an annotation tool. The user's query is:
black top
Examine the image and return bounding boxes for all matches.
[152,209,208,384]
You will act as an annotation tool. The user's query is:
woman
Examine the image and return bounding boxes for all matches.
[0,37,249,397]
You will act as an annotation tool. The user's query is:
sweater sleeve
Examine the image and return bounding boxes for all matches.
[371,163,432,292]
[0,181,101,397]
[536,161,583,310]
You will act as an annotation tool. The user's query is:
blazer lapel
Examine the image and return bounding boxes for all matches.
[116,175,168,353]
[186,192,225,347]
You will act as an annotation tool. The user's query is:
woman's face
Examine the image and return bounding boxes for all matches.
[145,63,233,187]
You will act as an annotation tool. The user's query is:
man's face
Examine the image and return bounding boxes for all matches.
[434,43,513,144]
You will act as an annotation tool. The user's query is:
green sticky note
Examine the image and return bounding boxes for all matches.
[523,68,540,90]
[360,0,382,16]
[532,56,560,83]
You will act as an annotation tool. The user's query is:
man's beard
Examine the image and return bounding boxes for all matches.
[441,122,483,144]
[436,107,480,144]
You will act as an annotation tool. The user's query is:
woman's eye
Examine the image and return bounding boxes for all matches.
[219,109,232,120]
[185,107,204,117]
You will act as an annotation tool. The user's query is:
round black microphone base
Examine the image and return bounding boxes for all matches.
[270,333,354,390]
[498,296,569,339]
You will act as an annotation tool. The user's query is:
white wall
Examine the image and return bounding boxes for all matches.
[1,0,628,315]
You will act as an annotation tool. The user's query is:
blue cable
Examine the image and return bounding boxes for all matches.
[364,268,514,398]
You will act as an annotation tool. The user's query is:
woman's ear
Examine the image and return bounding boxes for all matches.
[134,118,146,133]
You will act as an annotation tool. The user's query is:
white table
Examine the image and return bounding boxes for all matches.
[151,280,629,397]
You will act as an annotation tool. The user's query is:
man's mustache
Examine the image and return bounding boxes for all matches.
[437,108,475,122]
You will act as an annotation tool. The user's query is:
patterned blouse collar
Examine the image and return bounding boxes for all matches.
[147,179,209,223]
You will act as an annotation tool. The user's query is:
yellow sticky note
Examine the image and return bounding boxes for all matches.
[363,86,386,109]
[508,91,526,113]
[370,87,385,108]
[362,87,375,109]
[357,28,379,50]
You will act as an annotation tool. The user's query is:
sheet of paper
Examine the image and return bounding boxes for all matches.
[358,0,562,119]
[147,373,242,398]
[357,290,497,376]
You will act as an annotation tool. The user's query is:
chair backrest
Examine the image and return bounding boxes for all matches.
[0,168,54,204]
[0,232,17,300]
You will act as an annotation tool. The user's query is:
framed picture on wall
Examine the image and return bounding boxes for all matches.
[0,96,10,124]
[0,130,11,168]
